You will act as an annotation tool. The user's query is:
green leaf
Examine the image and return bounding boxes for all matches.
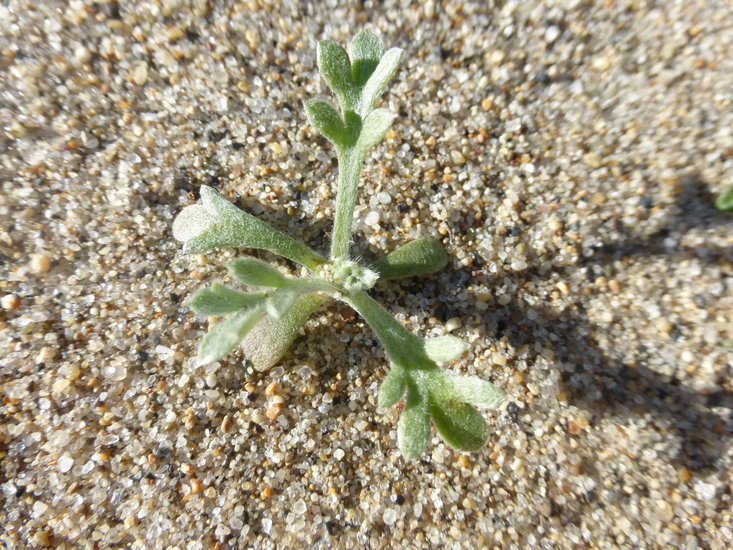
[187,283,267,316]
[430,401,488,452]
[358,47,402,117]
[240,294,326,372]
[197,306,266,365]
[228,257,289,288]
[349,28,384,86]
[715,185,733,211]
[355,108,395,155]
[178,186,325,271]
[397,389,431,460]
[305,100,349,145]
[172,204,215,242]
[424,336,467,363]
[317,40,353,108]
[378,368,406,408]
[265,288,297,319]
[372,237,448,280]
[442,373,505,409]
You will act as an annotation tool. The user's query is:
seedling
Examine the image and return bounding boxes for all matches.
[173,29,504,459]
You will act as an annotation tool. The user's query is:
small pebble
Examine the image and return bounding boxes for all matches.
[132,62,148,85]
[265,405,282,420]
[30,254,52,273]
[591,192,606,205]
[1,294,20,309]
[265,381,279,396]
[364,211,380,226]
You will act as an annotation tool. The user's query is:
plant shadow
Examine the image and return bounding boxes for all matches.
[582,174,732,266]
[398,175,733,472]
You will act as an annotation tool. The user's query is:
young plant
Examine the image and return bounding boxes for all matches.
[173,29,504,459]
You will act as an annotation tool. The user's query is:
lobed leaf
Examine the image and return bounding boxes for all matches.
[317,41,353,108]
[358,47,402,117]
[181,186,326,271]
[349,28,384,86]
[264,288,298,319]
[442,373,505,409]
[424,336,467,363]
[240,294,326,372]
[172,204,215,243]
[372,237,448,281]
[355,108,395,155]
[305,100,349,145]
[430,401,488,452]
[228,257,290,288]
[187,283,267,316]
[378,368,406,408]
[197,307,266,366]
[397,389,431,460]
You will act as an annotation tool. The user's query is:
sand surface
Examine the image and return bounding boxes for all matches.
[1,1,733,548]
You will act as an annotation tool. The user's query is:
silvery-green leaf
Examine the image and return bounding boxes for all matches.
[372,237,448,281]
[241,294,326,372]
[172,204,216,242]
[424,336,467,363]
[443,373,505,409]
[715,185,733,211]
[305,100,349,145]
[197,307,265,366]
[187,283,267,316]
[317,40,353,108]
[228,257,289,288]
[180,186,325,271]
[349,28,384,86]
[358,47,402,117]
[355,108,395,154]
[397,390,431,460]
[378,368,406,408]
[265,289,298,319]
[430,401,488,452]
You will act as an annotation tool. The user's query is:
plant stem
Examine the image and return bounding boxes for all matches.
[344,290,429,369]
[330,147,363,260]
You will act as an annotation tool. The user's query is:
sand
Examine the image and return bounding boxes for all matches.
[1,1,732,548]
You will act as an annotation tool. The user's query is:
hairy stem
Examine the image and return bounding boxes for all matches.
[344,290,431,370]
[330,148,363,260]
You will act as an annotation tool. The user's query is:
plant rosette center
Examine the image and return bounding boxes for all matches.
[321,259,379,293]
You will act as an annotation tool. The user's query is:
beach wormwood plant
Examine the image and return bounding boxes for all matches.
[173,29,504,459]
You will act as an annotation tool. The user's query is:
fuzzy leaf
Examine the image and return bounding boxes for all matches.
[356,108,395,154]
[443,373,505,409]
[424,336,467,363]
[187,283,266,316]
[430,401,488,452]
[172,204,215,242]
[349,28,384,86]
[378,368,406,408]
[715,185,733,211]
[228,257,289,288]
[240,294,326,372]
[397,390,431,460]
[317,41,353,107]
[265,289,298,319]
[358,47,402,117]
[197,307,265,366]
[305,100,350,145]
[178,186,325,271]
[372,237,448,280]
